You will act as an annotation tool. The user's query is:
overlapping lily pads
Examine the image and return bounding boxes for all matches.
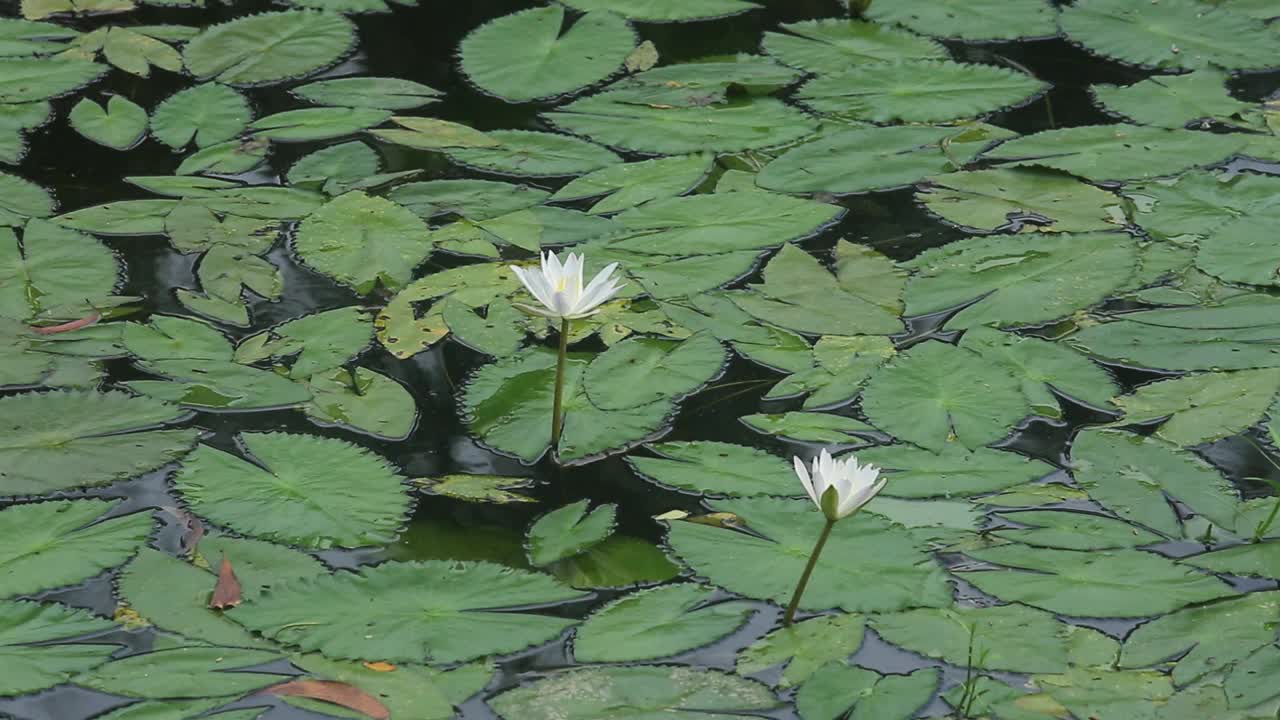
[10,1,1280,718]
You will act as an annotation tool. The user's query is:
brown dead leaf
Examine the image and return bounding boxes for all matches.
[264,680,390,720]
[362,661,396,672]
[208,554,242,610]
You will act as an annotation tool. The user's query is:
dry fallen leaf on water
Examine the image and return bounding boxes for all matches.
[363,661,397,672]
[208,554,242,609]
[264,679,390,720]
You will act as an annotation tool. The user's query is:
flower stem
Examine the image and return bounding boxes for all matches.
[551,317,569,449]
[782,517,836,627]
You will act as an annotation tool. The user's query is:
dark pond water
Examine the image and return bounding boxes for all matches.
[5,0,1280,719]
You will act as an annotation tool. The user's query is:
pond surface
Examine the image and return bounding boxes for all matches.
[3,0,1280,719]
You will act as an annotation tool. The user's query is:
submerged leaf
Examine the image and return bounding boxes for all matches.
[526,500,617,566]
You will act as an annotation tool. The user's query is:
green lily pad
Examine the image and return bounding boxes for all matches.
[728,243,902,336]
[117,539,324,648]
[549,535,681,589]
[1127,171,1280,244]
[861,340,1031,452]
[303,368,417,441]
[0,600,119,696]
[958,326,1120,414]
[173,432,409,550]
[291,76,441,109]
[229,560,586,663]
[127,358,312,411]
[0,100,53,164]
[856,444,1055,499]
[1071,429,1240,538]
[1068,304,1280,372]
[546,93,817,155]
[76,646,291,700]
[983,124,1247,182]
[1183,541,1280,579]
[248,107,391,142]
[584,332,726,410]
[763,18,946,73]
[556,0,759,22]
[665,497,953,612]
[764,334,897,409]
[293,191,431,294]
[52,199,176,236]
[866,0,1058,41]
[1120,591,1280,685]
[0,390,196,495]
[757,123,1017,195]
[741,412,877,443]
[0,56,105,103]
[919,168,1126,234]
[607,192,843,255]
[992,509,1164,550]
[874,604,1117,674]
[288,654,491,720]
[736,613,865,688]
[0,499,152,598]
[1,220,121,321]
[626,441,798,497]
[798,60,1046,124]
[233,306,372,377]
[388,179,549,221]
[574,583,751,663]
[1061,0,1280,71]
[446,129,620,177]
[463,349,681,465]
[902,232,1139,329]
[1093,70,1257,129]
[459,6,635,103]
[183,11,357,86]
[549,154,713,215]
[1112,369,1280,446]
[68,95,146,150]
[957,543,1236,617]
[797,664,939,720]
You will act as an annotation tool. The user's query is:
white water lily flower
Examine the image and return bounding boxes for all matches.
[509,251,624,320]
[793,449,886,522]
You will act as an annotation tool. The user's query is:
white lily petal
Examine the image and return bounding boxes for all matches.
[524,268,559,313]
[512,302,558,318]
[794,456,819,507]
[575,277,622,316]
